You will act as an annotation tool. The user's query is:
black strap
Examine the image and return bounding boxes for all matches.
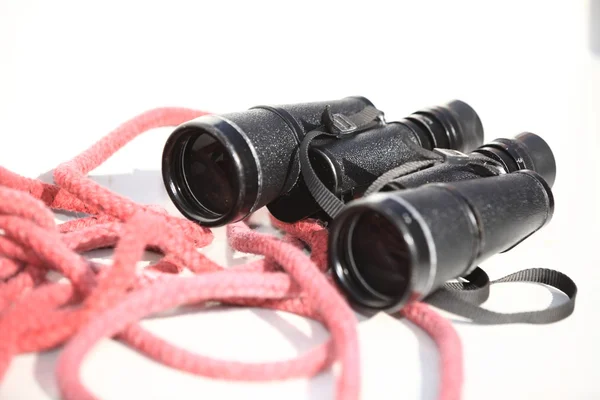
[426,268,577,324]
[363,148,510,196]
[363,159,441,196]
[442,267,491,305]
[299,106,384,219]
[299,129,347,218]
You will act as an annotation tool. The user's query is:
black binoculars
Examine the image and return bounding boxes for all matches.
[161,96,559,315]
[328,131,557,313]
[161,96,484,226]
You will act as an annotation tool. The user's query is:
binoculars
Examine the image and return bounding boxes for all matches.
[161,96,557,313]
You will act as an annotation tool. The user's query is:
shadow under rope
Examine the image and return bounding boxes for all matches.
[402,322,439,400]
[249,309,335,399]
[591,0,600,57]
[33,349,61,399]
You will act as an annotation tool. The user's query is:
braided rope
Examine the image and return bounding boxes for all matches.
[0,107,463,400]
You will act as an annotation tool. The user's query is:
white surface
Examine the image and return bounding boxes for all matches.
[1,1,599,399]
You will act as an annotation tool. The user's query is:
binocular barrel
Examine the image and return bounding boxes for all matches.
[162,96,371,226]
[383,132,556,191]
[162,97,484,226]
[329,170,554,313]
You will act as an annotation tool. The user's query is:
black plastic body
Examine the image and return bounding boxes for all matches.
[162,97,484,226]
[267,100,485,222]
[268,122,439,222]
[329,170,554,314]
[384,132,557,191]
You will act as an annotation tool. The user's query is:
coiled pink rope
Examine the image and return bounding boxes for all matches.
[0,107,463,399]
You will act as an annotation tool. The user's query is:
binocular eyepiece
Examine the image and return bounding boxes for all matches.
[475,132,556,187]
[162,97,484,226]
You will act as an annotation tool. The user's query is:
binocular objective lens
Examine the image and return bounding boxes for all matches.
[182,132,236,216]
[348,211,411,298]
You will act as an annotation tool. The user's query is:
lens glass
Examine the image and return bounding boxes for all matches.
[349,210,410,297]
[182,132,236,216]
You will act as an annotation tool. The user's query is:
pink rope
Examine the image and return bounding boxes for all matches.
[0,107,463,399]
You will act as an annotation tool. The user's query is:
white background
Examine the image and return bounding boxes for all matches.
[1,1,599,399]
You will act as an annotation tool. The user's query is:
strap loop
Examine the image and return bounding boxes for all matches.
[426,268,577,325]
[442,267,491,305]
[322,105,384,136]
